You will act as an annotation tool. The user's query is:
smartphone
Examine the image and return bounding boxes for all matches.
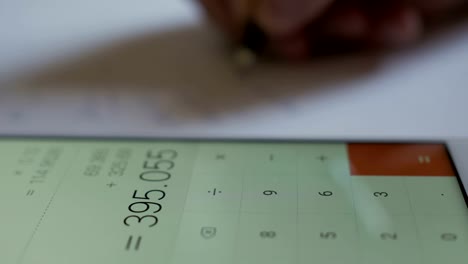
[1,137,467,264]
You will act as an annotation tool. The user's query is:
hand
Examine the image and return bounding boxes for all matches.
[198,0,466,59]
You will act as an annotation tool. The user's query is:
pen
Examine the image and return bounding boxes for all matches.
[233,0,267,68]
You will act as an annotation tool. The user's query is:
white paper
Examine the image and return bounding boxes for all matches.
[1,0,468,139]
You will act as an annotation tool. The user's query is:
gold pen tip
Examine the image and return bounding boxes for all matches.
[233,47,257,69]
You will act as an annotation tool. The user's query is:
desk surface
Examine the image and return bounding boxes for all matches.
[0,0,467,140]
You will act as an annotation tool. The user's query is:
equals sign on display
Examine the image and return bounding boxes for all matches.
[126,235,142,251]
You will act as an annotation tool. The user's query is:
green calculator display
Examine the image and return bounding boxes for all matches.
[0,139,467,264]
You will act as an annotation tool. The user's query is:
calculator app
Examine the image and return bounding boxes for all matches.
[0,139,467,264]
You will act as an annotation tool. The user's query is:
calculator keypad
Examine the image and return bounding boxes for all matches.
[298,213,359,264]
[174,142,467,264]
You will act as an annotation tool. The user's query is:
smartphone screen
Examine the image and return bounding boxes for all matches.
[1,138,467,264]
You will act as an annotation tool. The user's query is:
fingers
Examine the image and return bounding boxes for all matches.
[198,0,336,59]
[251,1,424,59]
[250,0,335,60]
[370,5,423,47]
[198,0,238,37]
[322,3,423,47]
[254,0,334,36]
[270,33,311,60]
[321,5,369,40]
[199,0,459,61]
[407,0,466,16]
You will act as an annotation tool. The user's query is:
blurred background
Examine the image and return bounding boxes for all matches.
[0,0,467,139]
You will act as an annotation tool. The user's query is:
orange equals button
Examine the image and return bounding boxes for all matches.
[347,143,456,177]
